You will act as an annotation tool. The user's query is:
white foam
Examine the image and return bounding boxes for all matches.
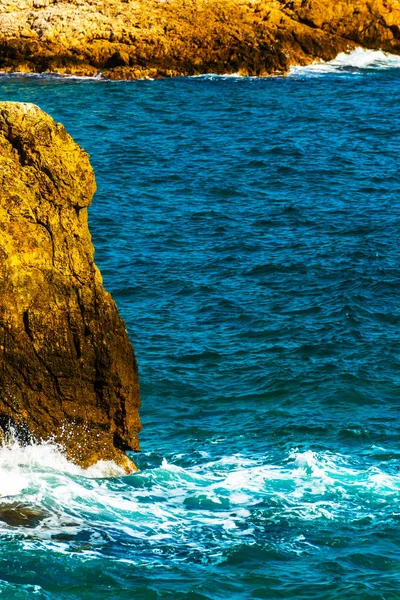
[192,72,242,80]
[0,436,399,563]
[0,434,131,499]
[289,47,400,76]
[0,71,104,81]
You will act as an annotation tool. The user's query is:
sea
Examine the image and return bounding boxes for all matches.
[0,47,399,599]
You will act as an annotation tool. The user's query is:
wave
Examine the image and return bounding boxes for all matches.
[0,436,399,566]
[0,434,127,498]
[289,47,400,76]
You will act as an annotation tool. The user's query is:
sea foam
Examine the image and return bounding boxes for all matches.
[289,47,400,76]
[0,440,398,568]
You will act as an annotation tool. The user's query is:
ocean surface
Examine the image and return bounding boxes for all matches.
[0,48,400,599]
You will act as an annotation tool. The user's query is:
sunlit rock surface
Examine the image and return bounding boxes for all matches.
[0,102,141,471]
[0,0,399,78]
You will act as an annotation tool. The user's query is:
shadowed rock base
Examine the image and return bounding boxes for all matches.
[0,102,141,472]
[0,0,399,79]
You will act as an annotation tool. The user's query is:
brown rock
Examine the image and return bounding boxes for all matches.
[0,0,399,78]
[0,102,141,472]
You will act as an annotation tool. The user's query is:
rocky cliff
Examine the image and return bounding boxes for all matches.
[0,0,399,79]
[0,102,141,472]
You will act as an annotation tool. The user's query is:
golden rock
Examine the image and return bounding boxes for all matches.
[0,102,141,472]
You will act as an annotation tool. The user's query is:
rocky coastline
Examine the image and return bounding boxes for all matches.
[0,102,141,472]
[0,0,399,79]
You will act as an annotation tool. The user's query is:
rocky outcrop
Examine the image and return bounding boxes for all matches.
[0,102,141,472]
[0,0,399,78]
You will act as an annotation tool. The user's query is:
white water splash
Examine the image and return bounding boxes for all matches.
[289,47,400,76]
[0,438,399,564]
[0,435,127,498]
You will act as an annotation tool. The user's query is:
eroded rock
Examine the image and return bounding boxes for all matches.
[0,102,141,472]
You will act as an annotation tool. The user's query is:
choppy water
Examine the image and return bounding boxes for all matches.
[1,49,400,599]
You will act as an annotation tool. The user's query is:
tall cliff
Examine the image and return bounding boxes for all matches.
[0,102,141,471]
[0,0,399,78]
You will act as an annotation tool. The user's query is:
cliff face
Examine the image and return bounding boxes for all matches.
[0,0,399,78]
[0,102,141,471]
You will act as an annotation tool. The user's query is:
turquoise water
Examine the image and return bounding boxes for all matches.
[1,50,400,598]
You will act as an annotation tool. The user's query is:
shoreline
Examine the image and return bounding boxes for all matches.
[1,48,400,82]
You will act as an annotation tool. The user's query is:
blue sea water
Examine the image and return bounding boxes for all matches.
[0,48,400,599]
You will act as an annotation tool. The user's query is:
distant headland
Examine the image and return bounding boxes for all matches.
[0,0,399,79]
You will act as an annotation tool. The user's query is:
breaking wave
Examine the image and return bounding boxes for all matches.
[0,438,398,570]
[289,47,400,76]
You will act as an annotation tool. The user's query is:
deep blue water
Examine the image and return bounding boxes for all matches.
[1,52,400,599]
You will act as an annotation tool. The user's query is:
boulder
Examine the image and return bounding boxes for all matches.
[0,102,141,472]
